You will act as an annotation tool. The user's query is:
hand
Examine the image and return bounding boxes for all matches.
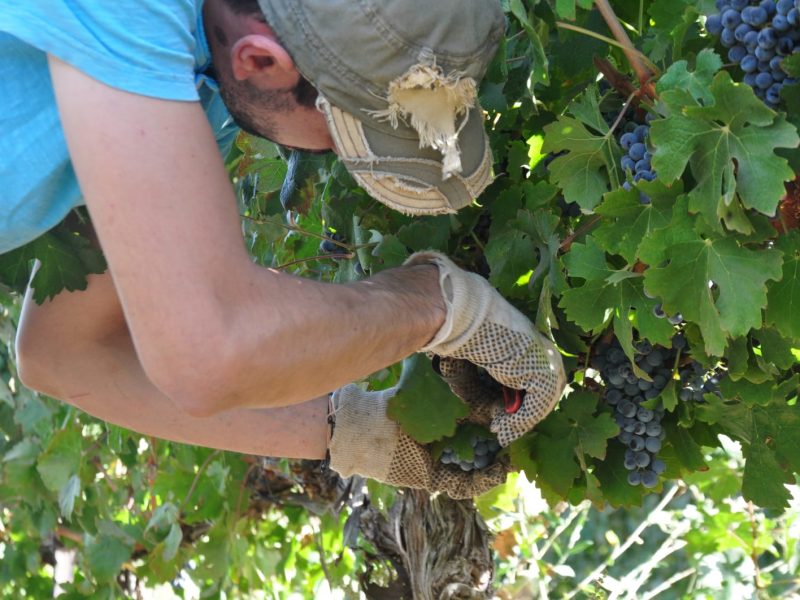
[406,252,566,446]
[327,382,510,500]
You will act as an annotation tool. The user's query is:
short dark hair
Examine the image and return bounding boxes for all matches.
[220,0,263,16]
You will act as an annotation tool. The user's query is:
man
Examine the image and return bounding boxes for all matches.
[2,0,565,498]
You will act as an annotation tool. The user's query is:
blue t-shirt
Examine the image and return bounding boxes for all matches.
[0,1,239,253]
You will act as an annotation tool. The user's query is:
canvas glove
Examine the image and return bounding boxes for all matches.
[407,251,566,446]
[327,381,510,500]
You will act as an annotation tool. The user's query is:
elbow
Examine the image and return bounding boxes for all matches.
[140,334,258,418]
[14,330,61,398]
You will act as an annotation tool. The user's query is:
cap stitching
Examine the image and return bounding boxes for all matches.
[359,0,506,65]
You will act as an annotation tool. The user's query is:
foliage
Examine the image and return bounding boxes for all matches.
[2,0,800,597]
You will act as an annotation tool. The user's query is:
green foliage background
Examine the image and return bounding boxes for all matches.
[2,0,800,597]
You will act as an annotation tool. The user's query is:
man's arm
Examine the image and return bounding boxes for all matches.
[16,270,330,459]
[46,55,445,416]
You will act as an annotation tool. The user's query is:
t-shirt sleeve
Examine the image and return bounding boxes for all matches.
[0,1,201,101]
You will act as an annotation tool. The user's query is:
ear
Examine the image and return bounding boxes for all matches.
[230,34,299,89]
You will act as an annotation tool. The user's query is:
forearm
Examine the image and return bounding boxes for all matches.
[197,262,444,413]
[16,272,330,458]
[23,329,330,459]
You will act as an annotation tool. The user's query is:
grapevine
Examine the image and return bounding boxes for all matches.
[1,1,800,596]
[705,0,800,107]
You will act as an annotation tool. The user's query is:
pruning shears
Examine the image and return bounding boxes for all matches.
[502,386,524,414]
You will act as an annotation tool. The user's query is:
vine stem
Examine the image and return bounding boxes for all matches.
[748,501,764,591]
[593,0,658,99]
[274,252,354,270]
[555,22,659,78]
[180,450,221,513]
[560,215,602,252]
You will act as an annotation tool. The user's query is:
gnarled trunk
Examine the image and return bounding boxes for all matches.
[247,459,495,599]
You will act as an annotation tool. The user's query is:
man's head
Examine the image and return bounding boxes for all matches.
[206,0,334,151]
[211,0,505,215]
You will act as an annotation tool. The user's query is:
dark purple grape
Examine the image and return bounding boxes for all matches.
[641,470,659,488]
[645,437,662,453]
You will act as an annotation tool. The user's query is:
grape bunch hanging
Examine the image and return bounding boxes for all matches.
[440,435,502,472]
[594,336,724,488]
[706,0,800,108]
[619,118,657,204]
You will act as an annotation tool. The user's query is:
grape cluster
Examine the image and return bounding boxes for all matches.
[706,0,800,108]
[620,121,657,204]
[319,231,345,254]
[595,334,727,488]
[678,362,723,402]
[594,339,669,488]
[440,435,501,472]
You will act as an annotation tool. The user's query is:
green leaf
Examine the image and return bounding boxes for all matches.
[559,392,619,460]
[781,53,800,78]
[508,433,538,482]
[755,328,795,371]
[370,233,409,272]
[397,216,451,253]
[594,443,645,508]
[252,157,289,195]
[560,239,674,353]
[766,232,800,342]
[525,392,618,499]
[162,523,183,562]
[643,221,783,356]
[387,355,469,444]
[145,502,180,536]
[85,534,133,584]
[656,49,722,105]
[36,428,82,493]
[509,0,549,87]
[742,440,794,510]
[541,116,619,210]
[58,475,81,521]
[484,226,537,295]
[0,228,107,303]
[593,181,677,263]
[695,395,800,509]
[553,0,593,20]
[663,422,707,473]
[651,71,799,228]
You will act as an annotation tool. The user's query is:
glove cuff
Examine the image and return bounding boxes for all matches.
[404,251,492,354]
[327,385,399,480]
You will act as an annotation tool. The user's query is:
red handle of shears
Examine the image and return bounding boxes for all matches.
[502,386,524,414]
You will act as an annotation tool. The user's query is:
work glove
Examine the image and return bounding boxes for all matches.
[406,252,566,446]
[327,378,510,500]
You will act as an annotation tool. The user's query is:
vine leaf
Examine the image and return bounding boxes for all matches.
[593,180,678,263]
[0,227,107,303]
[542,116,619,211]
[766,231,800,342]
[695,394,800,510]
[36,427,82,494]
[523,392,618,502]
[559,238,674,366]
[387,355,469,444]
[782,54,800,78]
[642,198,783,356]
[553,0,593,20]
[508,0,549,87]
[651,70,800,229]
[594,443,645,508]
[86,532,134,584]
[655,49,722,105]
